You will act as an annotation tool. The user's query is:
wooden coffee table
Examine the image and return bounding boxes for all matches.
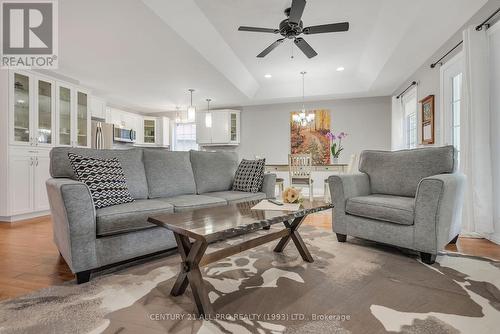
[148,199,333,316]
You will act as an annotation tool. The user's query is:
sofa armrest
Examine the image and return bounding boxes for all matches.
[261,173,277,198]
[414,173,466,254]
[328,173,371,234]
[46,178,98,273]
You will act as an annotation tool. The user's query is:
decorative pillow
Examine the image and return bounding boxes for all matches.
[232,159,265,193]
[68,153,134,209]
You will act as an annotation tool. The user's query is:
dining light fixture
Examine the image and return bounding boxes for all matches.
[187,89,196,122]
[205,98,212,128]
[175,106,181,123]
[292,71,315,126]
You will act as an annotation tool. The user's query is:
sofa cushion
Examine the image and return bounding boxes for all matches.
[68,153,134,209]
[143,150,196,198]
[158,195,227,212]
[190,150,239,194]
[96,199,174,237]
[346,194,415,226]
[359,146,455,197]
[203,191,266,203]
[50,147,149,199]
[232,159,266,193]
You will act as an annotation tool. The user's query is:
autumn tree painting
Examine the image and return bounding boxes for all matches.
[290,110,331,165]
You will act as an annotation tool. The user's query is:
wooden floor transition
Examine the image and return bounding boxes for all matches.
[1,210,499,301]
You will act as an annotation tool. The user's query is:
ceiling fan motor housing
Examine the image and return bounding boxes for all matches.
[279,18,303,38]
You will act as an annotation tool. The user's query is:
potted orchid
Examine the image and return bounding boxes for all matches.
[326,131,348,164]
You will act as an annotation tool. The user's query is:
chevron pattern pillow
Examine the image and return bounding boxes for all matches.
[232,158,265,193]
[68,153,134,209]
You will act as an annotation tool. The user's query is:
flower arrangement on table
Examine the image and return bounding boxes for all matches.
[326,131,348,163]
[282,187,303,204]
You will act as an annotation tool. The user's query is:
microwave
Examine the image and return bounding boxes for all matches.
[113,126,136,143]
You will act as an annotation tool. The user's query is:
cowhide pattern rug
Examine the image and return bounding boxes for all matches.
[0,225,499,334]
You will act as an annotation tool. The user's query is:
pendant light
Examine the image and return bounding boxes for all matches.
[205,98,212,128]
[187,89,196,122]
[293,71,315,126]
[175,106,181,123]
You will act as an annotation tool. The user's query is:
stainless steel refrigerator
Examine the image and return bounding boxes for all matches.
[91,120,114,149]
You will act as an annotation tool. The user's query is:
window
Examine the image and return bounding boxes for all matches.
[402,88,418,149]
[440,52,463,166]
[173,122,198,151]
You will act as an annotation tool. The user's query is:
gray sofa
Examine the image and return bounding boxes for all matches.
[46,148,276,283]
[328,146,465,264]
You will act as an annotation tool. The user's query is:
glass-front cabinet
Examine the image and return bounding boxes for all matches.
[9,71,91,148]
[76,91,88,147]
[12,73,31,144]
[144,118,156,143]
[36,79,53,145]
[57,85,72,146]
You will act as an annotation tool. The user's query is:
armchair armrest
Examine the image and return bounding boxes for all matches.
[328,173,371,234]
[46,178,98,273]
[414,173,466,254]
[261,173,277,198]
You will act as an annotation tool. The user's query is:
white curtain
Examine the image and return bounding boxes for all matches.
[460,26,494,236]
[391,96,404,150]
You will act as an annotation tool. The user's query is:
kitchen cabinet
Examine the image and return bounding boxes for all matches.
[90,96,106,119]
[196,109,240,145]
[56,84,90,148]
[9,71,56,147]
[143,117,156,144]
[7,148,51,216]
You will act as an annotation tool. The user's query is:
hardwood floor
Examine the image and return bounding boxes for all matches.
[0,211,499,301]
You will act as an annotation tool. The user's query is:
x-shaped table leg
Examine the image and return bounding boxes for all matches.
[273,216,314,262]
[170,233,213,316]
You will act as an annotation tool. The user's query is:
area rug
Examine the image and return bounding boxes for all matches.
[0,225,499,334]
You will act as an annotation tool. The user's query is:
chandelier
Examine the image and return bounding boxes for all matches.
[292,71,315,126]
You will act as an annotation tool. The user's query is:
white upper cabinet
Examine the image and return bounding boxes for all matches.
[196,110,240,146]
[90,96,106,119]
[9,71,56,147]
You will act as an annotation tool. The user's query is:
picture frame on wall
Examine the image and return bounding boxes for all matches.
[420,95,435,145]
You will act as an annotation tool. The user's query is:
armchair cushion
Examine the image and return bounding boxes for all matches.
[96,199,174,237]
[346,194,415,226]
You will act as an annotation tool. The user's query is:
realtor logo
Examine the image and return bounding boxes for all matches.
[1,0,58,68]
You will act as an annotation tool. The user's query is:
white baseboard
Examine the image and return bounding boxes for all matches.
[487,234,500,245]
[0,210,50,223]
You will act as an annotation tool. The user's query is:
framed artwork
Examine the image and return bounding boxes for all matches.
[420,95,435,145]
[290,109,331,165]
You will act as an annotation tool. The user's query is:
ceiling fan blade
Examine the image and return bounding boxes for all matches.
[294,38,317,58]
[257,39,285,58]
[288,0,306,25]
[303,22,349,34]
[238,26,279,33]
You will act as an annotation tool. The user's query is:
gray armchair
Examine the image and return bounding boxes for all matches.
[328,146,465,264]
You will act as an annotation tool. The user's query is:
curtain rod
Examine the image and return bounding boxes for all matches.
[396,81,417,99]
[430,7,499,69]
[476,7,500,31]
[430,41,463,69]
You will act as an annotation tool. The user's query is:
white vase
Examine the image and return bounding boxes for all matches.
[332,157,339,164]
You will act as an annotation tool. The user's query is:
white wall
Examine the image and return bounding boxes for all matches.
[237,96,391,164]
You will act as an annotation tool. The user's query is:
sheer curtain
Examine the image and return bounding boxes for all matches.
[460,25,494,236]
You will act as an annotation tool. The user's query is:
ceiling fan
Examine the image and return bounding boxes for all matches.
[238,0,349,59]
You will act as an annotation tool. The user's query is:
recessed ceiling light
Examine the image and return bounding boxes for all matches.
[336,67,345,72]
[264,74,272,78]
